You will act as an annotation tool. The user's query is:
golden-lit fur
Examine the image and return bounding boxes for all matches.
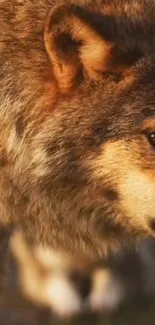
[1,0,155,263]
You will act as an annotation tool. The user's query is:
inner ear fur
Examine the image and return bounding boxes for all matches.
[44,3,140,93]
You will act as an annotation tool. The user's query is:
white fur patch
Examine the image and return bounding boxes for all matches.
[44,275,82,317]
[88,269,124,311]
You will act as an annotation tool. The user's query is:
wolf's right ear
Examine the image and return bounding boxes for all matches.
[44,3,113,93]
[44,4,141,94]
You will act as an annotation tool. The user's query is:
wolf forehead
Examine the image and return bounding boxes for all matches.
[9,1,155,102]
[0,1,155,91]
[3,0,155,175]
[2,0,155,155]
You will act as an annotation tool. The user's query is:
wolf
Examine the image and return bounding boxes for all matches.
[0,0,155,263]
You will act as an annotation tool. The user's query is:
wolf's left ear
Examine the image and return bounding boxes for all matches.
[44,4,141,93]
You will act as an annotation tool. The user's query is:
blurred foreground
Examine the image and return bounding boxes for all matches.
[1,233,155,325]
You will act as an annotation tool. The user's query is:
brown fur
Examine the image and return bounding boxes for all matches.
[1,0,155,262]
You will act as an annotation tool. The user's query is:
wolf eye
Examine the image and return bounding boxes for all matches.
[148,132,155,147]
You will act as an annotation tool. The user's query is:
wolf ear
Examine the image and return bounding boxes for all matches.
[44,4,141,93]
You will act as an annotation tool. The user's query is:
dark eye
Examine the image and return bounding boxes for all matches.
[148,132,155,147]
